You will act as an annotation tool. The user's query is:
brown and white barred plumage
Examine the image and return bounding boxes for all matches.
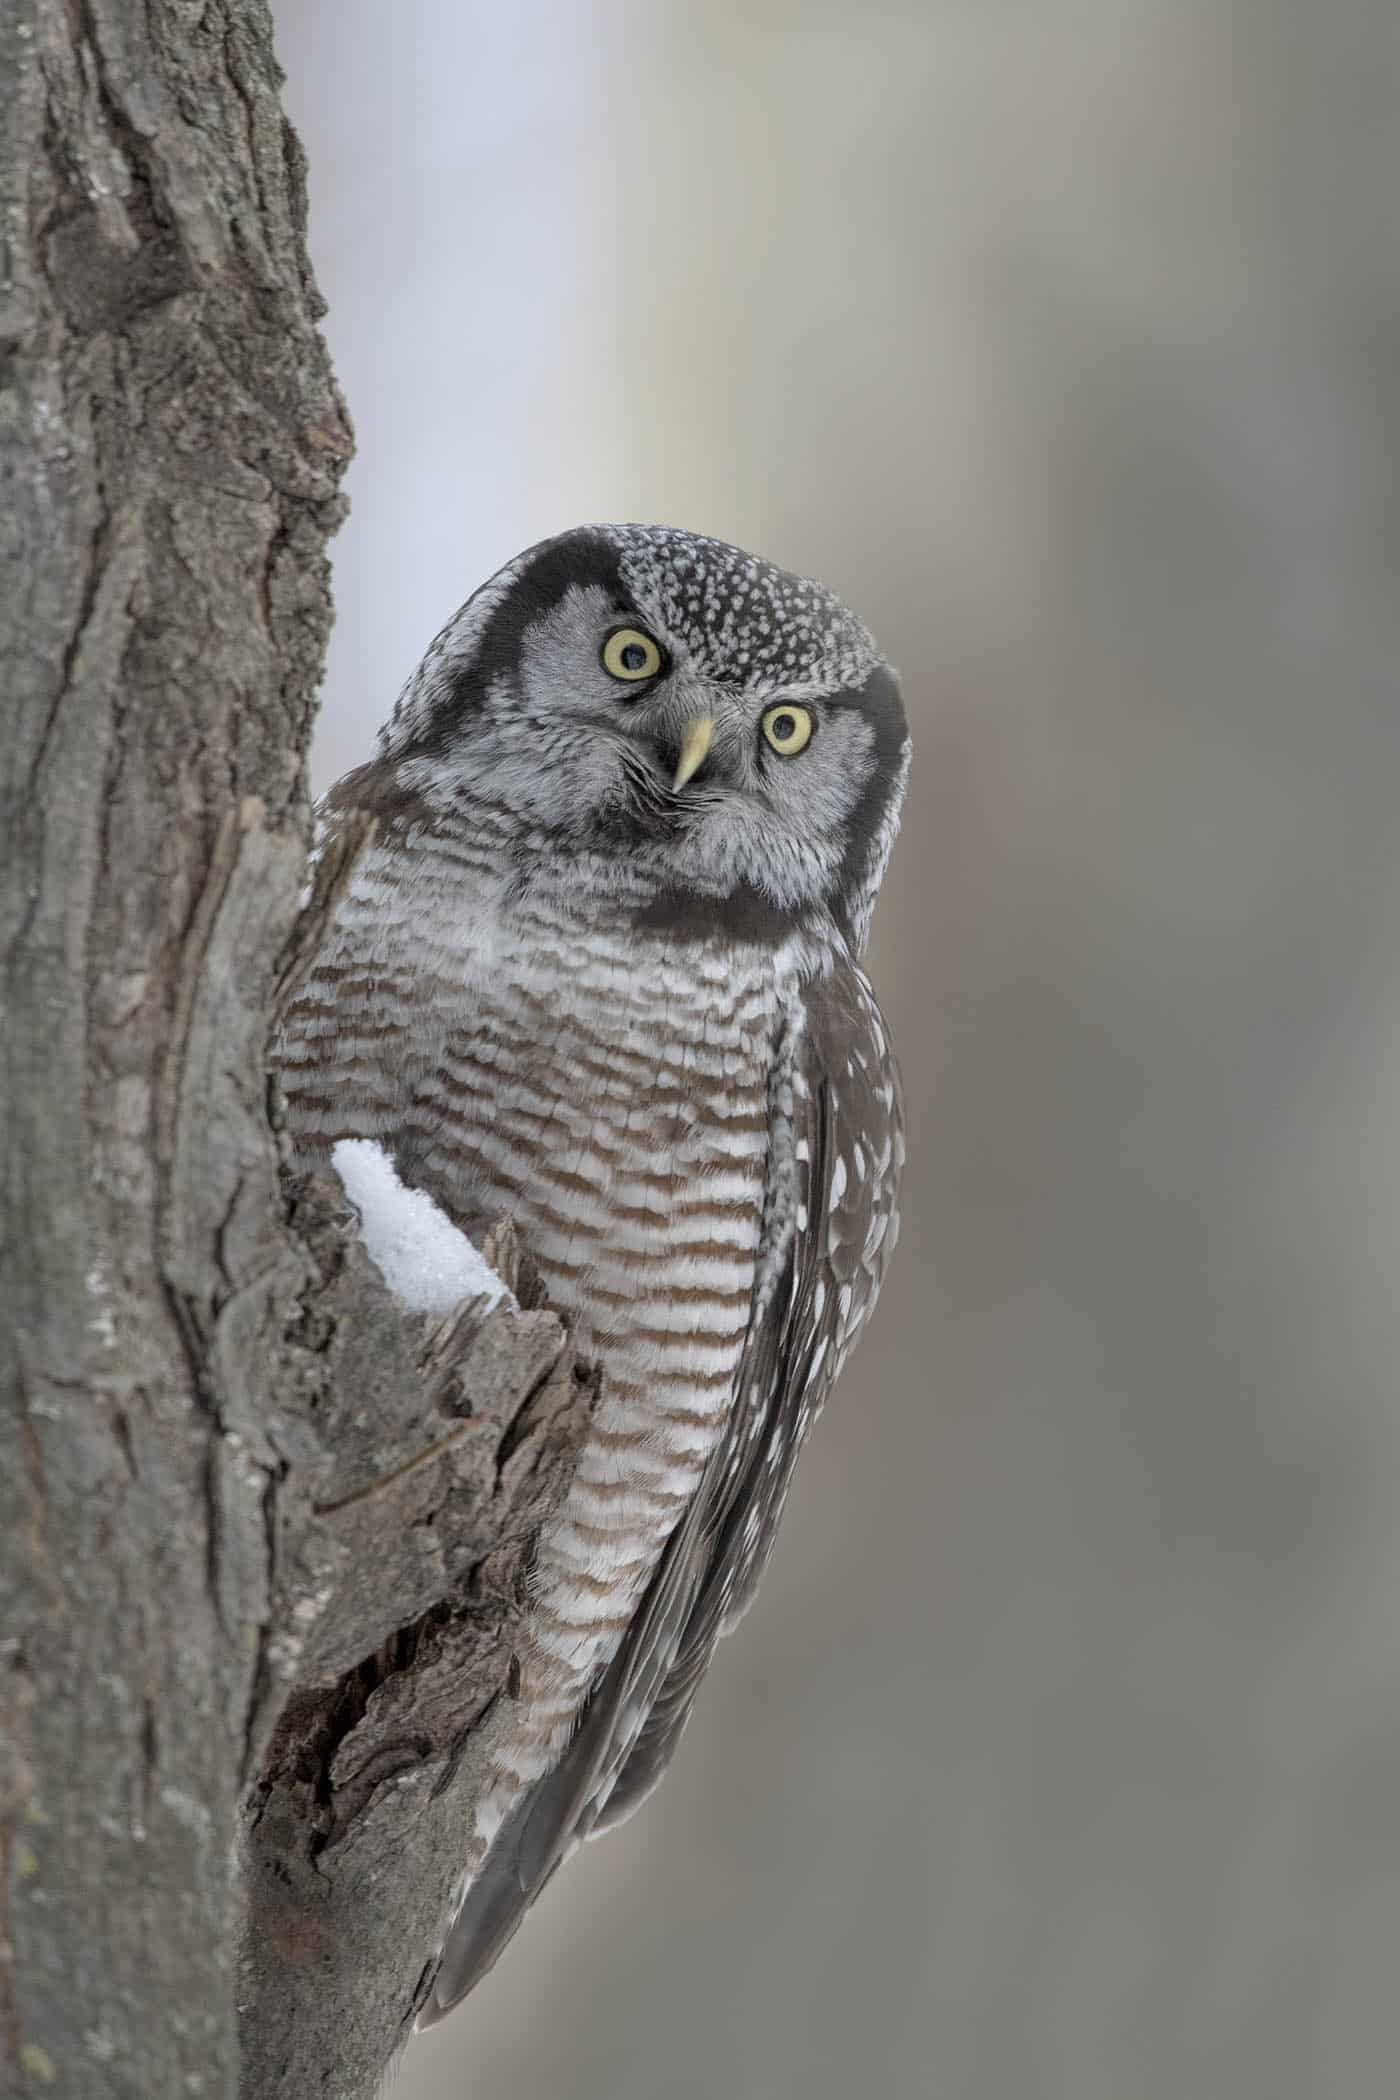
[278,524,909,2024]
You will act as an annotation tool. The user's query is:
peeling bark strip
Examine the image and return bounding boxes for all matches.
[1,7,589,2097]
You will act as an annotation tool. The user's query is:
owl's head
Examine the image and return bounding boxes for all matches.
[378,525,909,954]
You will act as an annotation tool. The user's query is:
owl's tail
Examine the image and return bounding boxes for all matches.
[415,1797,539,2026]
[419,1491,705,2027]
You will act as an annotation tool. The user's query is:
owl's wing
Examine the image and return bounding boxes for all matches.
[422,950,903,2023]
[594,951,904,1830]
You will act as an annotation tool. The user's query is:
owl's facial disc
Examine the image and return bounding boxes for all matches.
[382,525,910,949]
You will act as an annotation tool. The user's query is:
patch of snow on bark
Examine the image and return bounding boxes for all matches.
[331,1138,514,1315]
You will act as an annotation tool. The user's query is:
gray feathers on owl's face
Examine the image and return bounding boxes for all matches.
[381,525,910,950]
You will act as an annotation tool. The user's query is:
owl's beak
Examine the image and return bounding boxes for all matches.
[671,714,715,791]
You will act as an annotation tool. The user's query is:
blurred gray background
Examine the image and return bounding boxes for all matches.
[274,5,1400,2095]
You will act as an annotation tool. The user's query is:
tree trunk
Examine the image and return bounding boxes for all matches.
[0,7,589,2095]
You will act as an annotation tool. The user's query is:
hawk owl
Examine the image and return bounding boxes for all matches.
[278,523,910,2023]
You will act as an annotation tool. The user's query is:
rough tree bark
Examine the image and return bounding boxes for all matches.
[1,6,591,2097]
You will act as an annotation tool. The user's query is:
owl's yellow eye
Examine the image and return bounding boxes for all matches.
[760,703,813,756]
[601,627,664,682]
